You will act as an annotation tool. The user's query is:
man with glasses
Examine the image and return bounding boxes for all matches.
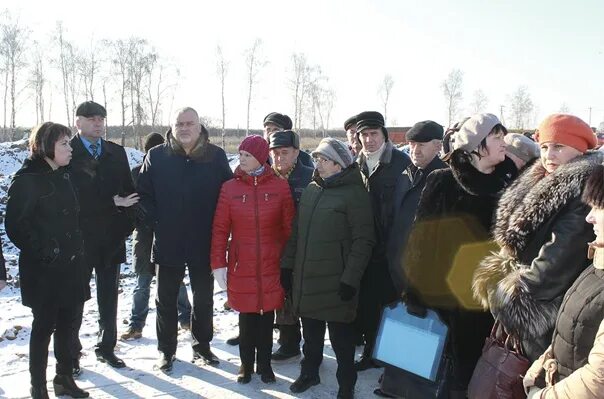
[137,107,233,372]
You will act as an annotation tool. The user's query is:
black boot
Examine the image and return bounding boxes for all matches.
[258,365,276,384]
[30,385,50,399]
[290,374,320,393]
[226,335,240,346]
[52,374,89,398]
[237,364,253,384]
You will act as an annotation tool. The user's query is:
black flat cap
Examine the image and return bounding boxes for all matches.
[406,120,444,142]
[263,112,293,130]
[269,130,300,149]
[356,111,385,133]
[344,115,358,131]
[76,101,107,118]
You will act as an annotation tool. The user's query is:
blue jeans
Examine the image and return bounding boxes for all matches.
[129,270,191,330]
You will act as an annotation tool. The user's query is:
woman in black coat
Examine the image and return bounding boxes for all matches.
[6,122,90,399]
[403,114,517,397]
[474,114,602,362]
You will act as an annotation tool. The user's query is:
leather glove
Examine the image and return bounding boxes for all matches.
[280,269,293,294]
[338,282,356,301]
[213,267,228,290]
[404,292,427,318]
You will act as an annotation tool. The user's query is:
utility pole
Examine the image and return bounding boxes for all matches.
[588,106,593,126]
[500,105,505,125]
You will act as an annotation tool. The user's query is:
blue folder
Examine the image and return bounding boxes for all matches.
[373,301,448,382]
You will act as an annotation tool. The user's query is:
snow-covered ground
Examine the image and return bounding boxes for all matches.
[0,142,382,398]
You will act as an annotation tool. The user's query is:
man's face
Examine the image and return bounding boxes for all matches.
[346,127,361,155]
[359,127,385,153]
[76,115,105,140]
[409,140,442,169]
[263,123,281,140]
[270,146,299,173]
[173,110,201,148]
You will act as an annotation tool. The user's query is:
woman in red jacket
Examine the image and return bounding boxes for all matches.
[211,135,295,384]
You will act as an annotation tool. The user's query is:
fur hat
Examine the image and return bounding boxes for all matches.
[535,114,597,153]
[311,138,353,169]
[406,120,444,142]
[504,133,539,163]
[239,135,269,164]
[143,132,165,153]
[583,164,604,208]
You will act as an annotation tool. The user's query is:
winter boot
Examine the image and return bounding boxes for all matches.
[30,385,49,399]
[52,374,89,398]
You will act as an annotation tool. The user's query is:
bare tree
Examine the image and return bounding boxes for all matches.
[29,41,46,124]
[127,38,156,149]
[558,102,570,113]
[290,53,309,131]
[470,89,488,114]
[77,36,101,101]
[508,86,534,129]
[244,38,265,135]
[111,39,131,145]
[146,57,178,129]
[54,22,79,128]
[378,74,394,124]
[309,74,335,137]
[441,69,464,127]
[0,12,29,137]
[216,44,228,148]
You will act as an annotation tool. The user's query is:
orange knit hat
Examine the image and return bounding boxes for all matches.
[534,114,597,153]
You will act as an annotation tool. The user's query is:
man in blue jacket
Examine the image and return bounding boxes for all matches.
[137,107,233,372]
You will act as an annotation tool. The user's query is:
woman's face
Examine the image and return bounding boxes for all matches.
[53,135,72,167]
[539,142,582,173]
[238,150,261,173]
[478,131,507,166]
[586,207,604,246]
[314,155,342,179]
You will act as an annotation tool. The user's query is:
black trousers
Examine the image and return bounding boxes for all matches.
[156,264,214,355]
[301,317,357,391]
[239,311,274,370]
[31,304,81,386]
[71,264,120,357]
[355,261,397,358]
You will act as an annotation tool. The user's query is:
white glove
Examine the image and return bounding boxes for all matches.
[213,267,228,290]
[527,386,543,399]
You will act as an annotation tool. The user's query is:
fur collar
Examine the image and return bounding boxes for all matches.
[449,150,517,197]
[166,129,209,161]
[493,151,603,254]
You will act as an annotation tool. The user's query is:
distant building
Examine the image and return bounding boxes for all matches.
[387,126,412,145]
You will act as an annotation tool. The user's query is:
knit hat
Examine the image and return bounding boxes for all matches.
[143,132,165,153]
[583,164,604,208]
[406,120,444,142]
[451,113,501,152]
[239,135,269,164]
[311,138,353,169]
[534,114,597,153]
[263,112,293,130]
[344,115,358,131]
[504,133,539,163]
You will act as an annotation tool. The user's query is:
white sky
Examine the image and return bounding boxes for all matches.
[3,0,604,129]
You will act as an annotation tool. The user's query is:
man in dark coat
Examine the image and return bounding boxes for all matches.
[69,101,138,371]
[120,132,192,341]
[137,106,233,372]
[375,120,447,397]
[268,130,314,361]
[263,112,313,168]
[354,111,411,370]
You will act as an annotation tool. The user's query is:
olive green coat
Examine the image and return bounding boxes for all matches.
[281,164,375,323]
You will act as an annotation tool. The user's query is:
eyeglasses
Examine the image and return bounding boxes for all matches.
[175,121,197,128]
[313,156,332,164]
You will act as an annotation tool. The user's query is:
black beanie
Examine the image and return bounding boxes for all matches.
[144,132,165,153]
[263,112,293,130]
[583,164,604,208]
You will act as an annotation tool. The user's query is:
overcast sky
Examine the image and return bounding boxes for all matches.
[4,0,604,129]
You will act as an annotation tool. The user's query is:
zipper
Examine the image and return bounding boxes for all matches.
[295,186,324,314]
[253,176,264,315]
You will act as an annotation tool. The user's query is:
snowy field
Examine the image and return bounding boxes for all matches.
[0,142,382,398]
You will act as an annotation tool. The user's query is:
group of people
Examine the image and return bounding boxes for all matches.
[1,99,604,399]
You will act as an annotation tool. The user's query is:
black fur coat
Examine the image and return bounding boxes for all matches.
[473,151,602,361]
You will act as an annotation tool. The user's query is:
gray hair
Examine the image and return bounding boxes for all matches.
[173,107,199,123]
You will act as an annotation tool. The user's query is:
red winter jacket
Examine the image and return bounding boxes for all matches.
[211,165,295,313]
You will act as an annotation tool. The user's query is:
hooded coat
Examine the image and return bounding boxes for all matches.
[473,151,602,361]
[137,130,233,268]
[5,158,90,308]
[210,165,295,313]
[281,164,375,323]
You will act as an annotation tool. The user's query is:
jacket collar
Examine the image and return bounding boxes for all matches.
[166,129,209,161]
[449,150,517,197]
[357,140,395,170]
